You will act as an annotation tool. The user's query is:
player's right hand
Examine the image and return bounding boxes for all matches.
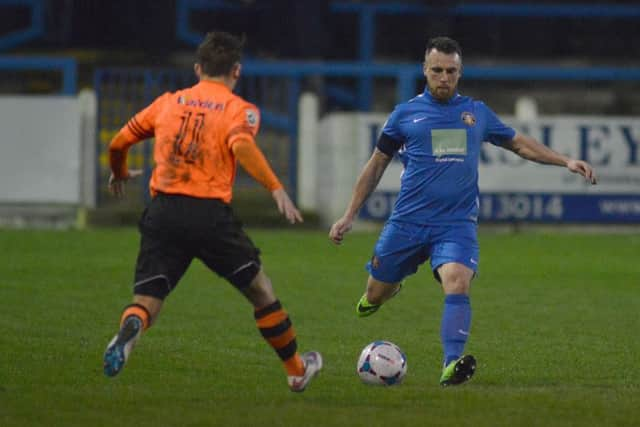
[329,216,353,245]
[108,169,143,198]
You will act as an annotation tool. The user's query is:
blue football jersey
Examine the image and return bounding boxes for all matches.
[382,90,516,225]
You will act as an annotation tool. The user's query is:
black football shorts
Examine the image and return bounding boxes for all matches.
[133,193,261,299]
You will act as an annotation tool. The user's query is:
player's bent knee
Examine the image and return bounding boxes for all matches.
[443,282,470,295]
[227,261,261,290]
[442,275,471,294]
[134,274,173,300]
[437,263,474,293]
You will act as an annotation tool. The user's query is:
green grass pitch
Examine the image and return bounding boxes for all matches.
[1,228,638,426]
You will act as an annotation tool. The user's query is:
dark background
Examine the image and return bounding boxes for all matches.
[3,0,640,64]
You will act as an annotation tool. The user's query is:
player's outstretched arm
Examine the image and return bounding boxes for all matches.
[232,138,303,224]
[329,149,392,244]
[502,132,597,185]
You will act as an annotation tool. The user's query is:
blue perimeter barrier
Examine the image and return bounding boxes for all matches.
[0,56,77,94]
[0,0,44,51]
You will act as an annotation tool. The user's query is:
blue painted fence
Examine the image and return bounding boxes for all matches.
[0,0,43,51]
[0,56,77,94]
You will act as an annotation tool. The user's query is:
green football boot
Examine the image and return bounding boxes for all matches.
[439,355,476,386]
[356,294,381,317]
[355,283,403,317]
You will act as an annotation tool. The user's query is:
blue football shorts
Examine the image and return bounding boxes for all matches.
[365,220,479,284]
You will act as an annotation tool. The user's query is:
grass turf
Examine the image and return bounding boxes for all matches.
[1,228,638,426]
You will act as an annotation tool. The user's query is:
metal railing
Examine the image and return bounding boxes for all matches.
[0,56,77,94]
[0,0,44,51]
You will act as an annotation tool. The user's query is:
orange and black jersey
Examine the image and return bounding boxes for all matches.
[109,80,282,203]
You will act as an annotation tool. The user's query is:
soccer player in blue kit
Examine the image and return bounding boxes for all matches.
[329,37,597,386]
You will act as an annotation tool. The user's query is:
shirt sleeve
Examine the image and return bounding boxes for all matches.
[123,92,168,141]
[227,100,261,148]
[109,93,168,178]
[480,102,516,146]
[381,106,404,142]
[376,132,403,157]
[231,137,283,191]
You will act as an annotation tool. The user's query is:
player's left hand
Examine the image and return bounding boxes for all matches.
[108,169,143,198]
[272,188,304,224]
[567,159,597,185]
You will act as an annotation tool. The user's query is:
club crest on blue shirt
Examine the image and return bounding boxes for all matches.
[461,112,476,127]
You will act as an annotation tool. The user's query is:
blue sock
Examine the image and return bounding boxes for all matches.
[440,294,472,366]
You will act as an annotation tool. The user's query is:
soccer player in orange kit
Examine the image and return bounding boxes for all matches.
[103,31,322,392]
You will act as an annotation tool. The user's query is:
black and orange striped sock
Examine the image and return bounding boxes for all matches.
[119,303,151,331]
[254,300,305,377]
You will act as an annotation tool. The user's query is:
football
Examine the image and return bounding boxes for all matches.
[357,340,407,386]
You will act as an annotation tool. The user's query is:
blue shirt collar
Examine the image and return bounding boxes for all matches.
[423,88,462,105]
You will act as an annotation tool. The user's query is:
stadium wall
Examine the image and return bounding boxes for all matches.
[0,91,96,228]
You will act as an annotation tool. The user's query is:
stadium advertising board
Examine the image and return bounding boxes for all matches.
[353,116,640,223]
